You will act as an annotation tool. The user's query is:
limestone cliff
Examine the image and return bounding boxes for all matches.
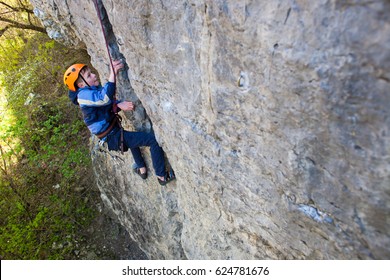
[31,0,390,259]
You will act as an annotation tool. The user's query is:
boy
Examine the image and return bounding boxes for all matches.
[64,60,175,185]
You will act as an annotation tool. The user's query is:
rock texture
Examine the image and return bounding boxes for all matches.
[31,0,390,259]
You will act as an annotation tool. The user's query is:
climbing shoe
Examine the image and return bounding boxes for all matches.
[158,169,176,186]
[134,167,148,180]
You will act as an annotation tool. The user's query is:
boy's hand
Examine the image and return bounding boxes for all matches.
[117,101,135,111]
[112,60,124,75]
[109,60,124,82]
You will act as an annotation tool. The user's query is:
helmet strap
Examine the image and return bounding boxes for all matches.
[79,74,90,88]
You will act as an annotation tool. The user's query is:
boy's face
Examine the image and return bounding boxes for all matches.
[79,67,99,88]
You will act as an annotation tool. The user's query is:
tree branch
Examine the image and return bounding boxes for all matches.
[0,25,9,37]
[0,16,46,33]
[0,1,34,14]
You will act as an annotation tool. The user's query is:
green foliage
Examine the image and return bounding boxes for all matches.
[0,1,46,38]
[0,32,95,259]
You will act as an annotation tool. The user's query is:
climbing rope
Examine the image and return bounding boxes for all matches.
[92,0,124,154]
[92,0,115,80]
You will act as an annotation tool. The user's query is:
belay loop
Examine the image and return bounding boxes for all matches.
[92,0,124,154]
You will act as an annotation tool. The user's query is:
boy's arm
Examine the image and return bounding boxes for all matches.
[95,59,123,103]
[108,60,135,111]
[78,86,113,107]
[78,61,126,107]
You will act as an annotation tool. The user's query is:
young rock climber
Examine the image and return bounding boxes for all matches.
[64,60,175,185]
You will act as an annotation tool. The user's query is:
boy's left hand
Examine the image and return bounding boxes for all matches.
[112,60,124,75]
[117,101,135,111]
[109,60,124,82]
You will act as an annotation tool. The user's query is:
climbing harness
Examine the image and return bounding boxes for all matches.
[92,0,124,154]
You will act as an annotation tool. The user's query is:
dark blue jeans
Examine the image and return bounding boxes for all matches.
[106,127,166,177]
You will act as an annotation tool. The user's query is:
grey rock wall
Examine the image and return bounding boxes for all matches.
[31,0,390,259]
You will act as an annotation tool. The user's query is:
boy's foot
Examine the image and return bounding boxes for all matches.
[157,170,176,186]
[134,166,148,180]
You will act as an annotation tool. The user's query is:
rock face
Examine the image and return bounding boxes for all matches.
[31,0,390,259]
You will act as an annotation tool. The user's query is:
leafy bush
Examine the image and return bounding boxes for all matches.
[0,32,96,259]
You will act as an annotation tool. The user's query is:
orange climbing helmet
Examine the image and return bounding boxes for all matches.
[63,63,86,91]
